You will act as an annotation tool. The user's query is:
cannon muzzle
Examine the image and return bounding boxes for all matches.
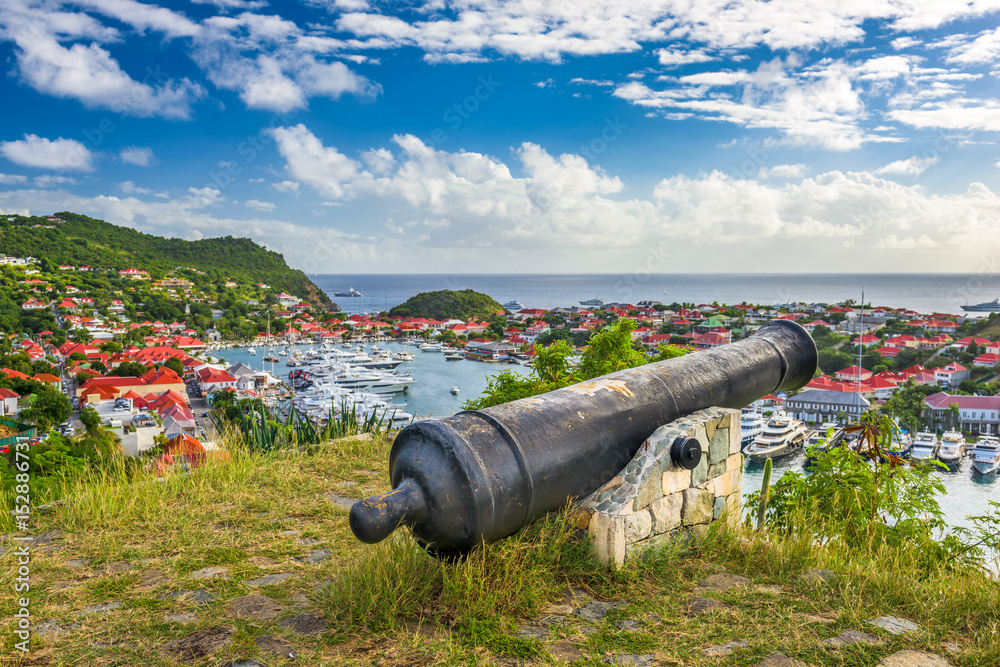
[350,319,817,556]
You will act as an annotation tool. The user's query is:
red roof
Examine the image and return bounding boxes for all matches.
[0,387,18,399]
[925,393,1000,411]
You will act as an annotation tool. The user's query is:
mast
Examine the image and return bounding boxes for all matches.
[855,289,864,415]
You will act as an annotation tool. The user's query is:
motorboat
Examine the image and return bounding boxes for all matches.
[393,351,414,361]
[961,298,1000,313]
[579,296,606,307]
[334,287,363,297]
[247,347,256,356]
[419,343,443,352]
[450,386,460,395]
[886,430,913,458]
[444,352,464,361]
[970,435,1000,476]
[909,431,939,462]
[503,300,524,311]
[938,430,966,468]
[740,407,767,451]
[744,411,809,462]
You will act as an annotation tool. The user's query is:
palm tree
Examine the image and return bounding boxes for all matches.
[948,402,961,431]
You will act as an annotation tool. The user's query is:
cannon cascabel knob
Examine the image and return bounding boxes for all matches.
[349,478,427,544]
[670,436,702,470]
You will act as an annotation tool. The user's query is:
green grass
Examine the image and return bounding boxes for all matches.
[2,430,998,666]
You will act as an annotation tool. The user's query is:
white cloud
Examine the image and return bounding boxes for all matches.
[75,0,200,38]
[887,100,1000,131]
[245,199,276,211]
[656,48,717,67]
[0,134,95,171]
[190,12,380,113]
[570,78,614,86]
[874,155,940,176]
[0,173,28,185]
[876,234,938,249]
[272,180,301,194]
[119,180,152,194]
[34,175,77,187]
[534,78,554,88]
[760,164,809,178]
[119,146,155,166]
[890,37,921,50]
[190,0,268,9]
[946,27,1000,65]
[270,124,364,198]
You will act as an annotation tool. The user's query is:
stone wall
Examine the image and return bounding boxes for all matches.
[576,407,742,567]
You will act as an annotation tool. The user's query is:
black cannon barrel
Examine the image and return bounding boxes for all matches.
[350,319,817,556]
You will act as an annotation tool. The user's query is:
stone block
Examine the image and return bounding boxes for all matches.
[650,492,682,535]
[713,469,741,498]
[708,462,726,480]
[634,466,661,511]
[662,467,691,496]
[682,488,714,526]
[704,419,717,444]
[709,426,730,464]
[694,424,708,454]
[588,511,625,567]
[718,413,731,428]
[726,453,742,472]
[624,510,652,543]
[691,450,709,487]
[713,496,725,520]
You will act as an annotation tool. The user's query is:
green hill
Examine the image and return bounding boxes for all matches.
[388,289,506,321]
[0,212,330,305]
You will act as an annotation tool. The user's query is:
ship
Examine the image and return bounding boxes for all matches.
[579,296,606,307]
[334,287,363,297]
[961,298,1000,313]
[502,300,524,311]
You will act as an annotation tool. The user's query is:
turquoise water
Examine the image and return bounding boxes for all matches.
[214,340,527,419]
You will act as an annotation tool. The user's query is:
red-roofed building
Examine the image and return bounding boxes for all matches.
[934,362,969,388]
[0,387,19,416]
[196,368,238,394]
[876,346,901,358]
[852,334,880,347]
[0,368,29,380]
[924,392,1000,435]
[77,376,147,400]
[31,373,59,388]
[835,365,872,383]
[973,353,1000,368]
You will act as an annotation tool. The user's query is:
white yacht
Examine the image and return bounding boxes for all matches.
[450,386,460,395]
[740,408,767,451]
[970,435,1000,476]
[419,343,443,352]
[247,347,256,356]
[503,300,524,311]
[909,432,939,462]
[745,411,809,462]
[328,370,416,394]
[579,296,606,307]
[938,430,966,468]
[393,351,414,362]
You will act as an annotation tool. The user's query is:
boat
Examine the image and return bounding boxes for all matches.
[393,351,414,361]
[444,352,464,361]
[247,347,256,356]
[970,435,1000,476]
[419,343,443,352]
[450,386,460,395]
[938,430,966,468]
[739,408,767,451]
[579,296,606,307]
[961,298,1000,313]
[263,355,279,362]
[886,430,913,458]
[334,287,363,297]
[744,411,809,462]
[909,431,939,463]
[503,300,524,311]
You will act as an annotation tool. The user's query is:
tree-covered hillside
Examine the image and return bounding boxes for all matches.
[388,289,506,321]
[0,213,330,305]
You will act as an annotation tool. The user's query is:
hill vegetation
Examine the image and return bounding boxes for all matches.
[388,289,506,322]
[0,212,329,305]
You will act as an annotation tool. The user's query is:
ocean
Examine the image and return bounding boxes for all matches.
[311,273,1000,317]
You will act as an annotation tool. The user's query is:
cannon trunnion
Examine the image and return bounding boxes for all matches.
[350,320,817,556]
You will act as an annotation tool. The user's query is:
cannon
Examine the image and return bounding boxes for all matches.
[350,319,817,556]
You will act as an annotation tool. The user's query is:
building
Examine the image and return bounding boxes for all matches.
[924,393,1000,435]
[934,362,969,388]
[784,389,870,423]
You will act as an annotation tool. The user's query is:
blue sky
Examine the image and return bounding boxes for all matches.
[0,1,998,274]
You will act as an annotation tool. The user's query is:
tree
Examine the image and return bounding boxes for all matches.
[80,406,101,433]
[111,361,149,377]
[89,360,107,373]
[163,356,185,376]
[948,402,961,431]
